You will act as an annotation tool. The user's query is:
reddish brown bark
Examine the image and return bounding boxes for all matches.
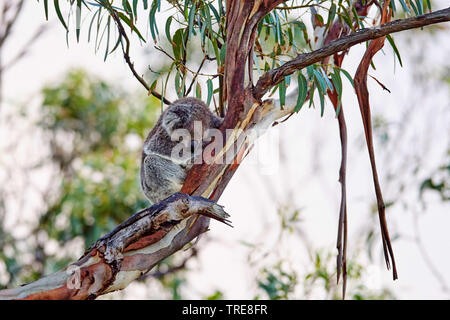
[353,1,398,279]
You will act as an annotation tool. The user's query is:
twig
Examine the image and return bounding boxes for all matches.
[254,7,450,99]
[154,46,219,77]
[185,56,208,96]
[108,8,171,105]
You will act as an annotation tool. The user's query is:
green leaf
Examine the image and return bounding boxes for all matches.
[386,34,403,67]
[165,16,173,44]
[206,79,213,106]
[279,80,286,108]
[318,86,326,116]
[339,5,355,32]
[172,28,185,61]
[54,0,68,30]
[210,37,220,64]
[308,83,316,108]
[289,20,310,47]
[118,12,146,42]
[306,65,314,80]
[175,71,183,98]
[295,73,308,113]
[320,68,333,91]
[187,4,196,40]
[331,68,342,99]
[104,16,111,61]
[331,69,343,115]
[339,68,354,88]
[398,0,410,13]
[313,69,327,93]
[326,3,337,29]
[133,0,138,17]
[274,11,284,46]
[416,0,424,15]
[208,3,220,22]
[203,5,213,37]
[195,82,202,100]
[149,2,159,42]
[219,43,227,65]
[390,0,397,13]
[44,0,49,20]
[88,8,100,42]
[409,0,419,15]
[426,0,432,12]
[312,70,327,116]
[76,0,82,42]
[109,34,122,54]
[351,5,360,28]
[122,0,133,14]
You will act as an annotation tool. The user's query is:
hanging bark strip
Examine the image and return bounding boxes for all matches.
[319,0,374,298]
[353,0,398,280]
[326,87,348,292]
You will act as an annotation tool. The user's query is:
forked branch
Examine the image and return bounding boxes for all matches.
[254,7,450,99]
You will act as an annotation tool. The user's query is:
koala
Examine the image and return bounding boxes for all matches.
[140,97,223,204]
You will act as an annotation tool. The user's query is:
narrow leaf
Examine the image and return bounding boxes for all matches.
[295,73,308,112]
[206,79,213,106]
[54,0,68,30]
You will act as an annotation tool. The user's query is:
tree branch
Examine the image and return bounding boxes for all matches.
[108,7,172,105]
[0,193,230,300]
[254,7,450,99]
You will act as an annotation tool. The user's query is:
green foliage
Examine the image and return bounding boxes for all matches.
[37,0,414,119]
[1,69,160,286]
[160,275,186,300]
[257,263,297,300]
[420,153,450,202]
[41,70,122,151]
[205,290,224,300]
[304,250,395,300]
[0,69,161,288]
[38,70,155,248]
[247,205,396,300]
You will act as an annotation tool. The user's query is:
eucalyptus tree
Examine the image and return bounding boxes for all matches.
[0,0,449,299]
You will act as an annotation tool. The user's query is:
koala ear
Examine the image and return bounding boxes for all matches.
[162,109,183,136]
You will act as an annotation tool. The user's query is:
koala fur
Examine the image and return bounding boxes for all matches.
[140,97,223,204]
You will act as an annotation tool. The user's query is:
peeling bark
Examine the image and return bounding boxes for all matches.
[0,194,229,300]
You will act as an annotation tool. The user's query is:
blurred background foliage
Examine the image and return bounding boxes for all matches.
[0,0,449,300]
[38,70,152,247]
[0,69,164,286]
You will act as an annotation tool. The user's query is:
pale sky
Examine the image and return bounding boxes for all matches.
[1,1,449,299]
